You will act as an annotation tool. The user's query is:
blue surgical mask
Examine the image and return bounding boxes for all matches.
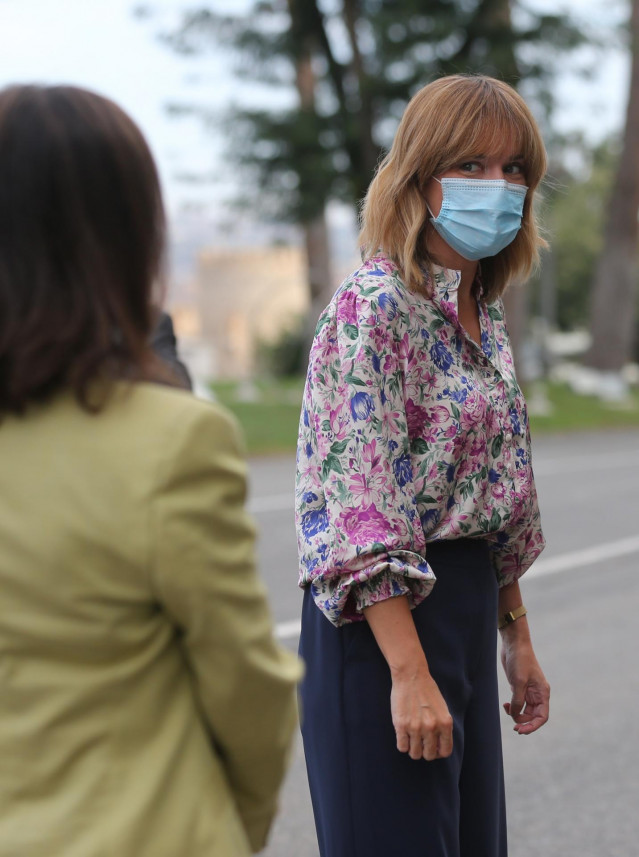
[428,178,528,261]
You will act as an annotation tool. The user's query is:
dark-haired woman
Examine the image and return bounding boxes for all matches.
[0,85,301,857]
[296,75,550,856]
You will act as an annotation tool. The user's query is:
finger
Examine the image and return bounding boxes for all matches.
[420,731,438,761]
[514,713,548,734]
[514,703,549,734]
[510,710,532,724]
[509,694,525,720]
[504,701,529,723]
[437,724,454,758]
[396,730,410,754]
[409,729,426,760]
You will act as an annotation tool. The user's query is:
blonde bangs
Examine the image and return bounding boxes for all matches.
[420,80,547,193]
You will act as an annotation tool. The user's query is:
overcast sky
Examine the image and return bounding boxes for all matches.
[0,0,630,230]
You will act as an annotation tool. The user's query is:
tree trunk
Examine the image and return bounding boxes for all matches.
[502,283,528,381]
[586,0,639,371]
[287,0,335,353]
[303,215,334,340]
[342,0,379,202]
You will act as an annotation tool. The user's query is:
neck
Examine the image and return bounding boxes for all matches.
[452,259,478,300]
[424,224,478,297]
[430,253,478,298]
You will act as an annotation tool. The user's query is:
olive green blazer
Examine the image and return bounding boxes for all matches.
[0,382,301,857]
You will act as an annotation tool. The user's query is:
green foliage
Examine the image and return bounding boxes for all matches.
[529,138,619,331]
[257,317,307,377]
[553,141,618,330]
[210,377,304,456]
[528,382,639,434]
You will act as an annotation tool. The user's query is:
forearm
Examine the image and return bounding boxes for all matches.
[363,595,428,676]
[498,579,531,644]
[363,594,453,759]
[498,580,550,732]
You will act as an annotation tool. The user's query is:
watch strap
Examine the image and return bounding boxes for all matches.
[498,604,527,630]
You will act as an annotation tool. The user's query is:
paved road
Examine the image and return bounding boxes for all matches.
[247,430,639,857]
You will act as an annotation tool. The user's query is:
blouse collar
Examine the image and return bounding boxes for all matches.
[428,263,485,301]
[426,264,498,363]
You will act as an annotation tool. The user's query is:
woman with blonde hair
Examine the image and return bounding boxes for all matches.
[296,74,550,856]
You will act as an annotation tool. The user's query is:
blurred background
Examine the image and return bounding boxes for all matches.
[3,0,638,451]
[2,3,638,855]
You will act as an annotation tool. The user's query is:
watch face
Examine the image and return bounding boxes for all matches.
[499,606,526,629]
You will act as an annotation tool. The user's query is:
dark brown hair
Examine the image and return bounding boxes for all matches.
[0,84,171,414]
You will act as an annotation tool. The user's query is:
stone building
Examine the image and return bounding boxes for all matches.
[192,245,310,380]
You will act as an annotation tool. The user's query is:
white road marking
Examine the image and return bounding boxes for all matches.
[526,534,639,578]
[274,535,639,640]
[274,619,302,640]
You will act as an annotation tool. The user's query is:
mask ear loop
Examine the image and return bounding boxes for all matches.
[426,177,443,220]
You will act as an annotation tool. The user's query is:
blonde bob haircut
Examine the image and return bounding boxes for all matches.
[359,74,547,301]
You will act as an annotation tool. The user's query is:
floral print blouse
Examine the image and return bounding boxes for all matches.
[295,253,545,627]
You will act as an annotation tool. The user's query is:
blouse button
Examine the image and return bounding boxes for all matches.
[504,431,513,443]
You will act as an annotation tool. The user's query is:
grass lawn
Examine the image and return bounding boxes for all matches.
[526,382,639,435]
[210,378,305,457]
[211,378,639,457]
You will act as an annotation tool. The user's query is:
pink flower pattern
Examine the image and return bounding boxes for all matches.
[296,253,545,626]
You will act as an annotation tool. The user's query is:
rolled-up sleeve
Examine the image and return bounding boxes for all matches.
[296,283,435,627]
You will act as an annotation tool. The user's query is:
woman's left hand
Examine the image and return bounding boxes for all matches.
[500,628,550,735]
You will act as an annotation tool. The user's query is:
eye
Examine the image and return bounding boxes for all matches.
[459,161,480,173]
[504,162,526,178]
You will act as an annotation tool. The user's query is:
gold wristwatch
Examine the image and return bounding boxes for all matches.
[498,605,527,630]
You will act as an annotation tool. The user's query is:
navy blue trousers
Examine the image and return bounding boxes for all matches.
[299,539,507,857]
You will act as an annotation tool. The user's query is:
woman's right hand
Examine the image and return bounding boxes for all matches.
[363,595,453,761]
[390,660,453,760]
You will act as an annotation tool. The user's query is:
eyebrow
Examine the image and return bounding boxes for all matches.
[466,152,525,161]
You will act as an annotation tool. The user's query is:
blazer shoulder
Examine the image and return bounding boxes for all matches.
[86,384,246,486]
[127,383,242,446]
